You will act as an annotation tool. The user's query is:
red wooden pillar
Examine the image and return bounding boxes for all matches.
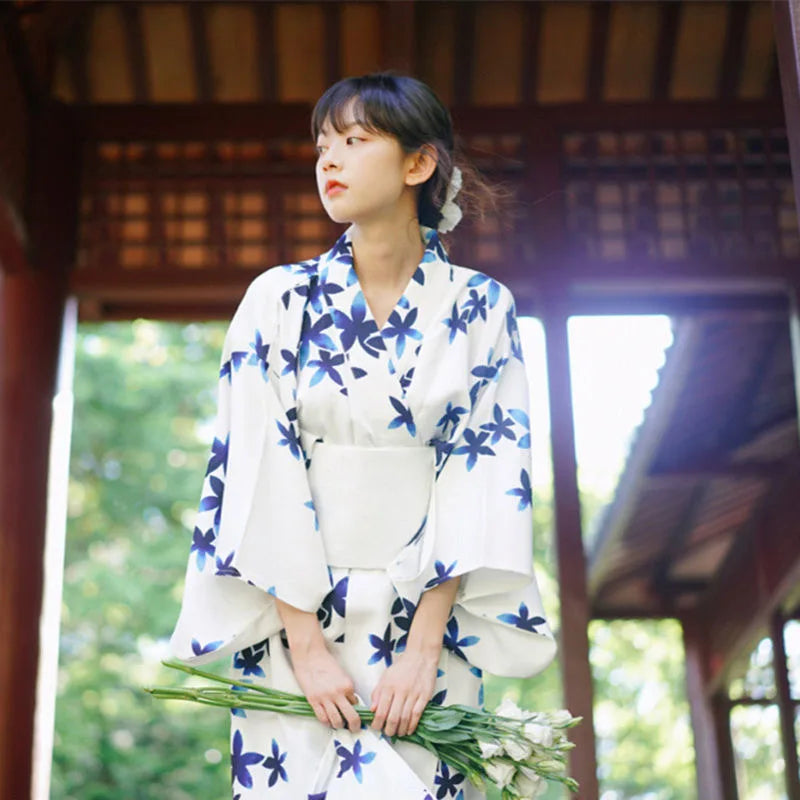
[681,612,738,800]
[770,611,800,800]
[541,292,600,799]
[0,104,79,800]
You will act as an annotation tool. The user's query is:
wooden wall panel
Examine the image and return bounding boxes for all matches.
[0,31,28,213]
[276,3,325,102]
[537,2,592,104]
[740,1,777,100]
[417,2,456,106]
[142,4,196,102]
[604,2,660,101]
[88,4,133,103]
[207,4,259,101]
[342,3,381,78]
[671,2,729,100]
[473,2,524,105]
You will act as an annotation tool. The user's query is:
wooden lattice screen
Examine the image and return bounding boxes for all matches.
[73,123,799,311]
[563,127,798,262]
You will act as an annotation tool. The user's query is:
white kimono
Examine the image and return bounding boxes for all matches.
[170,224,557,800]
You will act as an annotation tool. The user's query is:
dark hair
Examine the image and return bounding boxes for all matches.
[311,71,500,233]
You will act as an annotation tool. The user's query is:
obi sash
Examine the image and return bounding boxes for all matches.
[306,443,435,570]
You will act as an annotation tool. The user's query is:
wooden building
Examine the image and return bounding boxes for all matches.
[2,1,800,798]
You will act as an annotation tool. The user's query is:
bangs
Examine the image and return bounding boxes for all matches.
[310,78,419,144]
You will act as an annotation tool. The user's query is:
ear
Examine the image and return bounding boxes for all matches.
[404,144,438,187]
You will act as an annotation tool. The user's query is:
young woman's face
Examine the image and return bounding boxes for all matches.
[314,105,419,226]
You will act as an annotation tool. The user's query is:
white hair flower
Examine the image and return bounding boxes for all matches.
[437,166,463,233]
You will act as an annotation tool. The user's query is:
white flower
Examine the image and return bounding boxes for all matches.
[501,737,533,762]
[547,709,574,726]
[523,722,553,748]
[495,697,526,720]
[485,759,516,788]
[478,739,504,759]
[437,166,463,233]
[513,767,548,798]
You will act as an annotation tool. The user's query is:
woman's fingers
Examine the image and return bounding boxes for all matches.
[322,698,344,729]
[383,692,404,738]
[396,692,420,737]
[309,699,330,728]
[370,688,393,733]
[338,693,362,733]
[408,696,427,736]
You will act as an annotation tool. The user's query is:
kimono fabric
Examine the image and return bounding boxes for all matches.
[170,224,558,799]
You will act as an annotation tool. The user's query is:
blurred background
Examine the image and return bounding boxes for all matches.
[2,2,800,799]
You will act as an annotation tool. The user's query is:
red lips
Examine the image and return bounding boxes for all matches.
[325,179,347,194]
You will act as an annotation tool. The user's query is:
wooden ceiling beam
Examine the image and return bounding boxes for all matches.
[188,3,212,103]
[647,457,797,483]
[65,6,90,104]
[652,1,681,100]
[453,2,475,105]
[587,0,611,102]
[254,2,277,102]
[71,98,786,140]
[2,3,45,109]
[121,4,147,102]
[380,1,416,75]
[323,2,341,87]
[521,1,542,104]
[650,485,707,598]
[719,0,751,99]
[696,467,800,693]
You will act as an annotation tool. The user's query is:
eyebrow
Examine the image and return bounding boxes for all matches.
[318,122,360,138]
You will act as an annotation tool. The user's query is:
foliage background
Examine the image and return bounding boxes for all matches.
[52,318,747,800]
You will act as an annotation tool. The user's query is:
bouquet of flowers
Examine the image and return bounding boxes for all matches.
[146,660,581,799]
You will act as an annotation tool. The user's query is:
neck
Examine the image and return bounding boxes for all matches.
[347,217,425,291]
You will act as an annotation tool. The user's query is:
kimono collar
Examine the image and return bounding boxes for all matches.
[319,223,452,288]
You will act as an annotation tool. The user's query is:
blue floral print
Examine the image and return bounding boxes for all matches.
[190,526,215,570]
[452,429,495,471]
[248,330,270,379]
[230,729,264,789]
[434,762,466,798]
[334,739,376,784]
[368,623,395,667]
[205,435,229,475]
[383,307,423,357]
[262,738,288,787]
[497,602,546,632]
[442,616,480,661]
[388,396,416,437]
[506,468,532,510]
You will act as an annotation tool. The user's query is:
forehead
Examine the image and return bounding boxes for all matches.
[317,97,371,138]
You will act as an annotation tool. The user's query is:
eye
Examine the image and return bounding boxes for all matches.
[346,136,362,145]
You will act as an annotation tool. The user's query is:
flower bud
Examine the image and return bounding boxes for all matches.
[485,759,516,788]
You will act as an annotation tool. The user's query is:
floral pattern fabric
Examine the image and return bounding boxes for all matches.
[170,224,557,799]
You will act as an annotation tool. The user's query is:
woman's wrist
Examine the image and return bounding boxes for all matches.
[405,575,461,657]
[274,597,326,658]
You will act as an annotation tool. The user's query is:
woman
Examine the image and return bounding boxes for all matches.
[170,72,557,800]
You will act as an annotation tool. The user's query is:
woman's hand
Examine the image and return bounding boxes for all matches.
[291,642,362,734]
[370,647,439,738]
[274,596,360,733]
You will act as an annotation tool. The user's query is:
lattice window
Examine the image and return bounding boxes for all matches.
[563,128,798,261]
[77,140,325,272]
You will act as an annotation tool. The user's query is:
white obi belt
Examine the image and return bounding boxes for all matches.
[306,442,435,570]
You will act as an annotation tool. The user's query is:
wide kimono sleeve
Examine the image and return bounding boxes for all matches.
[389,282,557,679]
[169,270,332,665]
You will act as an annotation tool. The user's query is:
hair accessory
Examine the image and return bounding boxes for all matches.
[437,166,463,233]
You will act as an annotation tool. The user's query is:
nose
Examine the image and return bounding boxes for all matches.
[318,143,341,172]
